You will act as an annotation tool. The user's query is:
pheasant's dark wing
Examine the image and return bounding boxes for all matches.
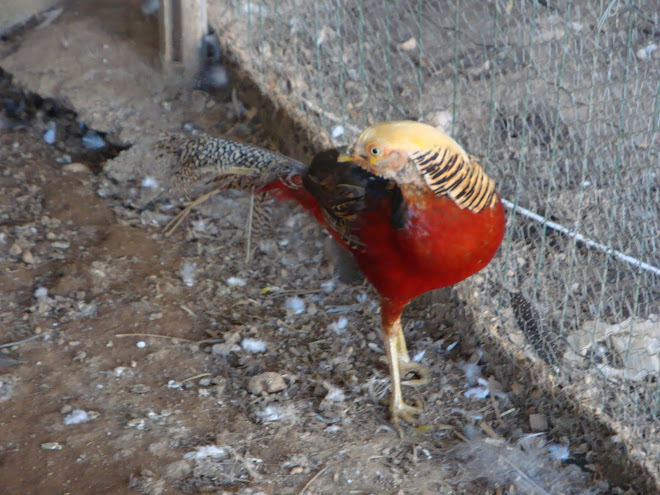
[303,149,405,250]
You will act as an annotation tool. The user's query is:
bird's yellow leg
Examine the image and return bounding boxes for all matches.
[394,320,430,387]
[383,316,423,424]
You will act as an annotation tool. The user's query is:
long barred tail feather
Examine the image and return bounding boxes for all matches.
[156,132,308,196]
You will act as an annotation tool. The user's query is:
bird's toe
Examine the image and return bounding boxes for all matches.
[391,399,423,425]
[400,361,430,387]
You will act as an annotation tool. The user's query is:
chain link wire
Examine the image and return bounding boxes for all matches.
[211,0,660,474]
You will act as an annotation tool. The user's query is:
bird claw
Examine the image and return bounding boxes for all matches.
[400,361,430,387]
[391,399,423,425]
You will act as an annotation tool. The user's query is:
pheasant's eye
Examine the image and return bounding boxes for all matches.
[369,145,383,157]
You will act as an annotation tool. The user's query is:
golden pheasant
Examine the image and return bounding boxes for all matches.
[158,121,505,424]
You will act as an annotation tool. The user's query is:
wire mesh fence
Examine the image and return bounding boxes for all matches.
[208,0,660,479]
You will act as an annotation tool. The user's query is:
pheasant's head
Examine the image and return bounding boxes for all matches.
[338,121,468,187]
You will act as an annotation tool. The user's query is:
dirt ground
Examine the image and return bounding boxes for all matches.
[0,2,631,494]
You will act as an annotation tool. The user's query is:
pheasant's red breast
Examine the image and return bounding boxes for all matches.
[262,149,505,315]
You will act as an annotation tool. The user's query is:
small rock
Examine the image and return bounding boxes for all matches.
[8,243,22,256]
[21,250,35,264]
[213,377,227,396]
[113,366,132,377]
[199,377,212,387]
[62,163,91,173]
[529,413,548,432]
[247,372,287,396]
[127,418,148,431]
[60,404,73,414]
[73,351,86,362]
[41,442,63,450]
[130,384,152,394]
[399,37,417,51]
[164,460,193,480]
[148,441,169,458]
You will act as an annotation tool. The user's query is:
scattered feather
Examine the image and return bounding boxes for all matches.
[63,409,96,425]
[141,176,158,189]
[241,338,267,353]
[200,65,229,89]
[43,127,56,145]
[180,262,197,287]
[184,445,229,460]
[454,438,605,495]
[328,317,348,335]
[256,405,282,422]
[226,276,247,287]
[637,43,658,60]
[34,287,48,299]
[464,386,490,399]
[141,0,159,15]
[548,444,571,461]
[324,386,346,402]
[284,296,305,315]
[331,125,344,139]
[82,130,106,150]
[412,349,426,363]
[320,280,335,293]
[459,361,482,386]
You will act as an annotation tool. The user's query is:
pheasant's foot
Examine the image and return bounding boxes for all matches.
[400,361,430,387]
[390,398,423,425]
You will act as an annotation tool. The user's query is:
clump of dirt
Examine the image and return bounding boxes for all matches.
[0,67,129,172]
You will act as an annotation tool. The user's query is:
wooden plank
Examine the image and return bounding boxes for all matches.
[159,0,207,82]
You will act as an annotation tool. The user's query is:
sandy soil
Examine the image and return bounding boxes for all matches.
[0,2,626,494]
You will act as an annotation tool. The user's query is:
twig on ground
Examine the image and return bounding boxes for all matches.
[0,334,41,349]
[162,188,223,236]
[115,333,197,343]
[180,372,213,383]
[295,463,328,495]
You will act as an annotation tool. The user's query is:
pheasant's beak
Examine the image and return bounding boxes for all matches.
[337,152,353,163]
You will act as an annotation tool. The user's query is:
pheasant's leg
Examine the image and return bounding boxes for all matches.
[382,305,423,424]
[395,320,430,387]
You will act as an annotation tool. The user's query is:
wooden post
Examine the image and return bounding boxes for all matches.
[159,0,207,84]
